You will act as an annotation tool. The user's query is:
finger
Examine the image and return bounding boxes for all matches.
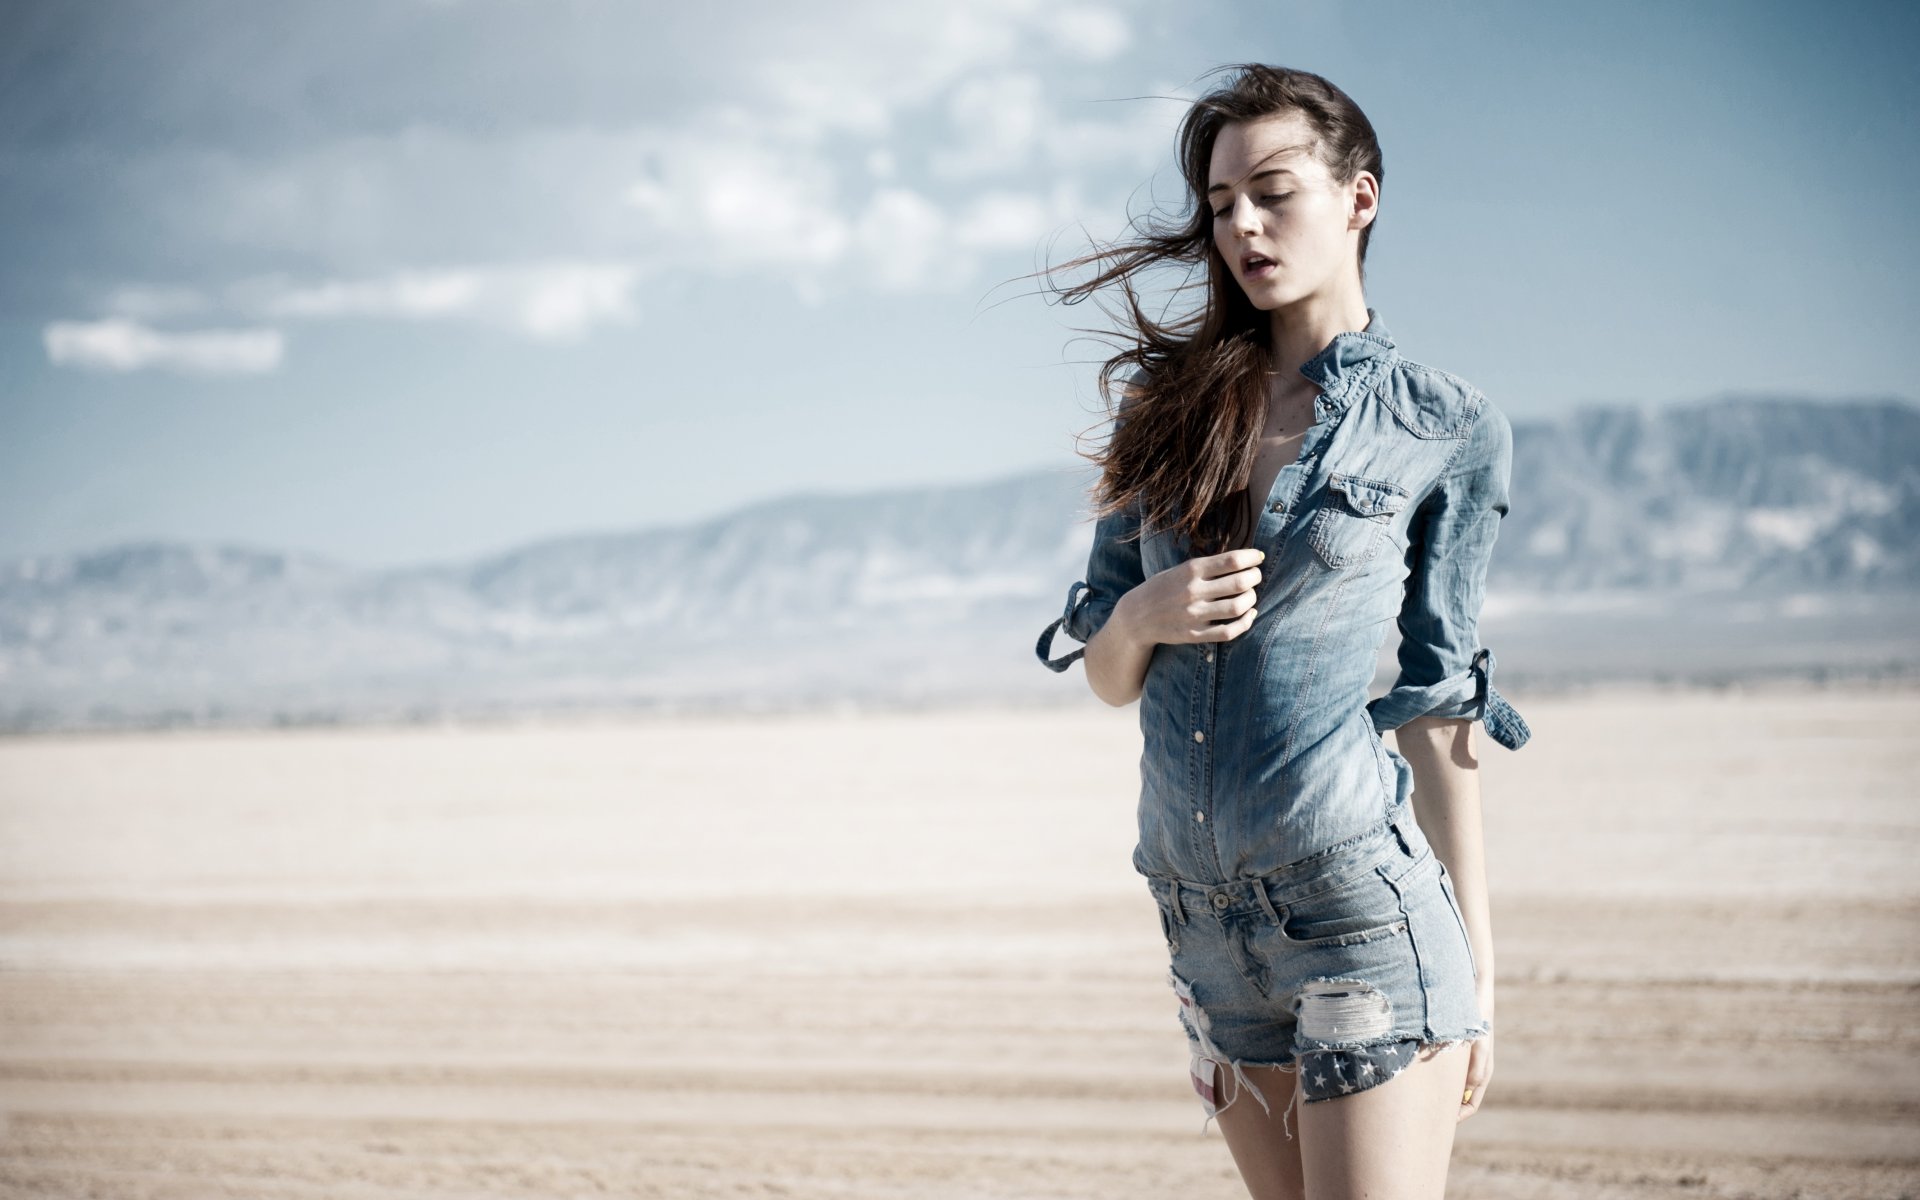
[1201,598,1259,642]
[1198,589,1259,631]
[1195,568,1263,602]
[1196,547,1265,579]
[1459,1083,1485,1120]
[1458,1049,1492,1121]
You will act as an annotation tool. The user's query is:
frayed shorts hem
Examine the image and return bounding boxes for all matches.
[1184,1025,1490,1140]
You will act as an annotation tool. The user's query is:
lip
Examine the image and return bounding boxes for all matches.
[1240,253,1277,279]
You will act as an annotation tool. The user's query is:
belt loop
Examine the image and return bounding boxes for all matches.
[1169,880,1187,925]
[1252,878,1282,926]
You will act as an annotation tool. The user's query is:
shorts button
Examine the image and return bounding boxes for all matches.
[1210,892,1231,910]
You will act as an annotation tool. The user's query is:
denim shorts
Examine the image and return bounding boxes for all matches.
[1143,798,1490,1137]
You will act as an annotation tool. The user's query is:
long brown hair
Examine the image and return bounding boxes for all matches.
[1047,64,1385,558]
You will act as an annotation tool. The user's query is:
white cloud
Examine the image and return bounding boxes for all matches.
[953,188,1080,251]
[625,123,853,271]
[1040,4,1133,61]
[603,2,1159,296]
[59,0,1166,335]
[853,188,949,292]
[243,260,643,342]
[1042,81,1192,173]
[513,265,644,341]
[42,318,283,375]
[101,284,213,320]
[259,270,483,319]
[758,72,896,142]
[932,72,1046,180]
[751,0,1076,142]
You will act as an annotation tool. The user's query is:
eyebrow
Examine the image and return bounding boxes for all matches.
[1207,167,1298,196]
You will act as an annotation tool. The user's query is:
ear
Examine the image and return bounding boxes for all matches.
[1350,172,1380,228]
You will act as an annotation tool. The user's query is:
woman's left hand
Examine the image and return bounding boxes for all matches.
[1457,1027,1493,1121]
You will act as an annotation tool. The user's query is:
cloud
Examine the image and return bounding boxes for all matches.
[101,285,214,321]
[625,122,853,272]
[1043,88,1190,172]
[600,5,1194,299]
[45,0,1174,352]
[953,187,1086,252]
[245,260,644,342]
[46,260,642,371]
[617,64,1173,297]
[931,72,1047,180]
[1040,4,1133,60]
[258,271,484,320]
[853,188,949,292]
[42,318,284,375]
[750,1,1092,142]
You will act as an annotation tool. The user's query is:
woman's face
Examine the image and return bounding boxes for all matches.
[1207,110,1373,312]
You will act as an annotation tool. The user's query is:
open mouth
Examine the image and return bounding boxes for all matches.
[1242,255,1276,278]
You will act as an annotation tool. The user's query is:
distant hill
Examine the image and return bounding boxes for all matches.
[3,394,1915,732]
[1500,394,1919,591]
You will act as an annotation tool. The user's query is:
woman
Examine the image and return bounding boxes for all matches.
[1033,64,1531,1197]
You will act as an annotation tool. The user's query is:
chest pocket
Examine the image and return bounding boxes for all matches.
[1307,473,1412,569]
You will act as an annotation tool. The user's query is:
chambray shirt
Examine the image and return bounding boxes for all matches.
[1036,308,1531,884]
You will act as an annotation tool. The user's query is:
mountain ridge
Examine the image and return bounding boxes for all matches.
[4,393,1915,732]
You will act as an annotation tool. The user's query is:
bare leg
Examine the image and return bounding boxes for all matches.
[1297,1037,1473,1200]
[1210,1062,1306,1200]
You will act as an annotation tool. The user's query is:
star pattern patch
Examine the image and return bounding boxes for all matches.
[1297,1039,1420,1102]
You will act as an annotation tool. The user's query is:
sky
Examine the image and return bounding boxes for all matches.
[1,0,1915,569]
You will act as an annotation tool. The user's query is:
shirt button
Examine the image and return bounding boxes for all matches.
[1193,730,1205,743]
[1211,892,1231,910]
[1193,809,1206,823]
[1205,649,1215,662]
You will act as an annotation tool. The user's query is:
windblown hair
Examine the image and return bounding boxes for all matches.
[1048,63,1384,558]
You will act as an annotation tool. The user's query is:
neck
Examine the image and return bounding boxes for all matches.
[1269,288,1371,381]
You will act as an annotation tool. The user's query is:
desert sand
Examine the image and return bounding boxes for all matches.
[1,683,1917,1198]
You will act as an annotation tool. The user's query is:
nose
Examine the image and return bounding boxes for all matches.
[1229,193,1260,238]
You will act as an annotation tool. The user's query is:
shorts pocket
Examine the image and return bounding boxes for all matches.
[1272,860,1412,948]
[1150,885,1181,955]
[1307,473,1411,569]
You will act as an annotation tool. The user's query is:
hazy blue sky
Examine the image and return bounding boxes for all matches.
[2,0,1914,568]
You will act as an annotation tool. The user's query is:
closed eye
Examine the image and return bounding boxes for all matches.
[1212,193,1293,219]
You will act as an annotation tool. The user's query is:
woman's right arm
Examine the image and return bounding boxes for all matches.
[1035,497,1154,702]
[1033,371,1264,704]
[1083,551,1264,706]
[1081,586,1161,707]
[1038,516,1265,708]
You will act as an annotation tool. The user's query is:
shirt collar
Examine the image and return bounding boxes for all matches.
[1297,307,1395,405]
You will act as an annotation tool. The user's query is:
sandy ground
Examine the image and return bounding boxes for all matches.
[1,683,1917,1198]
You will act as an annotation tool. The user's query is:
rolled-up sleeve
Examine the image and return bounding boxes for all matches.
[1036,376,1151,673]
[1365,399,1532,749]
[1036,497,1147,672]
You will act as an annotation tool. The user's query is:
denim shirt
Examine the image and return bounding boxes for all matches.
[1034,307,1532,884]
